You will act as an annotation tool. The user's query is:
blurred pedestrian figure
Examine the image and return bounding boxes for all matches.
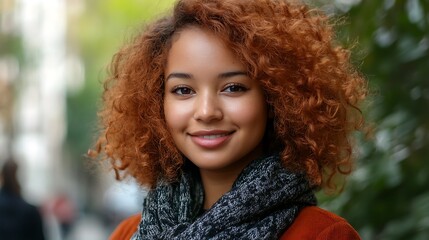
[45,192,76,239]
[0,158,45,240]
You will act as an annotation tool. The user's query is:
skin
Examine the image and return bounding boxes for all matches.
[163,27,268,209]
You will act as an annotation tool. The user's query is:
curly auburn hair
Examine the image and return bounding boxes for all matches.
[91,0,367,190]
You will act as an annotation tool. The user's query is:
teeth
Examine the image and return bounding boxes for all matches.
[201,133,228,139]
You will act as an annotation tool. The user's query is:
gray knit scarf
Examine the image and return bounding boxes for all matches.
[132,154,317,240]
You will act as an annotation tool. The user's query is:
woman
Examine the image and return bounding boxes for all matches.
[91,0,367,239]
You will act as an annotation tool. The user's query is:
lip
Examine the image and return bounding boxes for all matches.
[188,130,234,149]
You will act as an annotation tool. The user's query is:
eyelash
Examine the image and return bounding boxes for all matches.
[222,83,248,93]
[170,83,248,96]
[171,85,195,95]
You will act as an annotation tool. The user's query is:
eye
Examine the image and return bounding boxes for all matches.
[171,86,195,95]
[223,83,248,93]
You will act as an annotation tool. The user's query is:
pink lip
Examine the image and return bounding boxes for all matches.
[189,130,234,149]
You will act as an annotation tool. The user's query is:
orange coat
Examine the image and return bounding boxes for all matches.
[110,206,361,240]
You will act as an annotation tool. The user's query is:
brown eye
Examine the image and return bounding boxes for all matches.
[172,86,195,95]
[223,84,248,93]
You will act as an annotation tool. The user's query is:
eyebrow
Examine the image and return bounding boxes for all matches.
[165,71,248,81]
[218,71,248,79]
[165,72,193,81]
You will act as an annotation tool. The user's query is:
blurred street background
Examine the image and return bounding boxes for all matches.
[0,0,428,239]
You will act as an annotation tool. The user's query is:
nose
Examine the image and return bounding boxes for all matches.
[193,91,223,122]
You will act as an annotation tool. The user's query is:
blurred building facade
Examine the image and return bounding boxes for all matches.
[1,1,142,238]
[1,0,69,206]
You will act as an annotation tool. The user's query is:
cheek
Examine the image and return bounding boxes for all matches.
[163,99,191,132]
[226,96,268,127]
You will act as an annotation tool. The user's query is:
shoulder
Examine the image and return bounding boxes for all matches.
[281,206,361,240]
[110,214,141,240]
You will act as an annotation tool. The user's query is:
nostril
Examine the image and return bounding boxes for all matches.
[193,102,223,122]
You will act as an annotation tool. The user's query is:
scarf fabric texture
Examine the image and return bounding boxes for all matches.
[132,154,317,240]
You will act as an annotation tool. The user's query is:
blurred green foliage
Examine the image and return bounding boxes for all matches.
[317,0,429,239]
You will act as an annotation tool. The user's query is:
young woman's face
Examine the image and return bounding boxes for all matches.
[163,27,268,175]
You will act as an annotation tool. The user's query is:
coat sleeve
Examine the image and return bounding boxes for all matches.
[316,221,361,240]
[280,206,361,240]
[109,214,141,240]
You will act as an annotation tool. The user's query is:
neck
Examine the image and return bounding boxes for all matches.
[199,147,265,210]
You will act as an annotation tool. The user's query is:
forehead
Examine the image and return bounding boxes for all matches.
[165,27,244,75]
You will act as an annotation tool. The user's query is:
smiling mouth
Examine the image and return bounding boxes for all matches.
[189,131,234,149]
[200,133,230,139]
[189,130,235,137]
